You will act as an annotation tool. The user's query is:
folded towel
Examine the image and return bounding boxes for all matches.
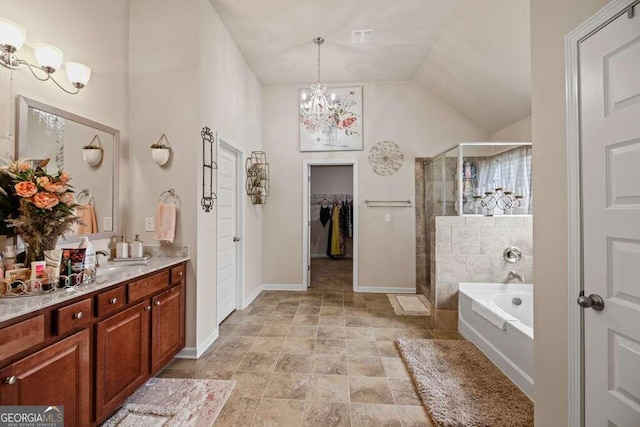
[74,204,98,235]
[472,299,518,330]
[153,202,176,243]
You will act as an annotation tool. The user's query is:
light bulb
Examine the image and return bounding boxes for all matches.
[33,43,63,73]
[0,18,26,52]
[65,62,91,88]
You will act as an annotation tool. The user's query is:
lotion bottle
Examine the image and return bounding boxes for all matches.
[130,235,144,258]
[116,235,129,259]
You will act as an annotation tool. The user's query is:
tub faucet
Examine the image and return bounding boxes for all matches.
[508,270,525,283]
[96,250,110,267]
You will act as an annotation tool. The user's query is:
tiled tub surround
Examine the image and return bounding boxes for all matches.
[430,216,533,330]
[0,246,190,323]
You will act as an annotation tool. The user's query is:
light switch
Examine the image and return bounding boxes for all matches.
[385,213,391,223]
[103,217,113,232]
[145,217,155,232]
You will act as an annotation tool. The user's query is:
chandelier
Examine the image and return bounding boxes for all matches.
[300,37,335,140]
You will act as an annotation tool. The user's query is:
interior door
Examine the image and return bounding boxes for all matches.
[579,5,640,426]
[217,144,239,324]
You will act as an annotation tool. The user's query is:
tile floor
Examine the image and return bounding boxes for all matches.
[159,257,462,426]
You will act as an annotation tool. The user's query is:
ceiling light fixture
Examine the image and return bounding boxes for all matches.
[299,37,335,140]
[0,17,91,94]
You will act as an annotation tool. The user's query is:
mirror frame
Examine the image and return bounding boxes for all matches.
[16,95,121,242]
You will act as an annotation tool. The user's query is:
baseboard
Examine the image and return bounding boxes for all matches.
[243,285,263,308]
[262,283,307,291]
[356,286,416,294]
[175,327,219,359]
[310,254,353,259]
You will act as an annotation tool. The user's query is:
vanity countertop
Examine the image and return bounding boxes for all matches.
[0,255,189,324]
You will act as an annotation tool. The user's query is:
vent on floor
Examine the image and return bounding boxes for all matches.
[351,29,374,43]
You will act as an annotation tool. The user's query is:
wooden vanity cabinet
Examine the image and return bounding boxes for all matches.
[151,283,185,373]
[0,329,90,426]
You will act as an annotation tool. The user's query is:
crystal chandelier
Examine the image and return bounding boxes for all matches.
[300,37,335,141]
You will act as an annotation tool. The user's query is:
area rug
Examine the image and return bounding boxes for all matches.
[101,378,235,426]
[396,339,533,427]
[387,294,431,316]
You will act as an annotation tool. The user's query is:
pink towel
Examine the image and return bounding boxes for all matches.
[153,202,176,242]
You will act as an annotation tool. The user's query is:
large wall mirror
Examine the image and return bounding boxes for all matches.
[16,96,120,242]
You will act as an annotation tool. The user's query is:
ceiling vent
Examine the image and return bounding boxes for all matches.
[351,29,374,44]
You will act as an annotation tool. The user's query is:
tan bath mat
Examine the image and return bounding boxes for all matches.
[387,294,431,316]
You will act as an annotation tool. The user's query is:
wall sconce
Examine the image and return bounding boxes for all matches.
[245,151,269,205]
[82,135,103,166]
[150,134,171,166]
[0,17,91,94]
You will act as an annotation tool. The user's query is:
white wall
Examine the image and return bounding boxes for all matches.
[262,80,488,289]
[490,116,531,142]
[530,0,608,425]
[0,0,130,251]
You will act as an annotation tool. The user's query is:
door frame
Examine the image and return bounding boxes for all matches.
[302,159,359,291]
[565,1,638,425]
[216,135,245,323]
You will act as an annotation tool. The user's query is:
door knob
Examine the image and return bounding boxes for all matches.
[577,292,605,311]
[233,237,240,242]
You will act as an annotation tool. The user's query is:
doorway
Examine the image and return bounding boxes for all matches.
[216,138,244,325]
[302,160,358,291]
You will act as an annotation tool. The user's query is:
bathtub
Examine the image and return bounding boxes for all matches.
[458,282,534,400]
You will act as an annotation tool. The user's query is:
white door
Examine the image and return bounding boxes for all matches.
[580,5,640,426]
[217,144,239,324]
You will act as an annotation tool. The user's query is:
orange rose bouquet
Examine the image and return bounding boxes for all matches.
[0,159,79,261]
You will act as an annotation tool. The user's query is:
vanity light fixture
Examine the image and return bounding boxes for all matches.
[0,17,91,94]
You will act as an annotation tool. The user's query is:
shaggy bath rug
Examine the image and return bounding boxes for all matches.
[387,294,431,316]
[396,339,533,427]
[101,378,235,426]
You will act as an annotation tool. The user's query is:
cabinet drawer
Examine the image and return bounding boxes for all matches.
[0,315,45,363]
[128,271,169,302]
[55,298,92,336]
[170,264,185,284]
[95,286,125,318]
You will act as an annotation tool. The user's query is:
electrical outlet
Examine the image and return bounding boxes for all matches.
[385,213,391,223]
[145,217,155,232]
[103,217,113,232]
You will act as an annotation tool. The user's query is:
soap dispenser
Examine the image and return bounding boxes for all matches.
[116,235,129,259]
[131,235,144,258]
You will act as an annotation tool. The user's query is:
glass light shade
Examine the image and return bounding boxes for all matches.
[65,62,91,87]
[0,18,26,51]
[33,43,63,72]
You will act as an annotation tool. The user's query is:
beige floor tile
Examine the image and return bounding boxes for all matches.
[232,324,264,336]
[302,401,350,427]
[350,403,402,426]
[156,368,193,379]
[259,324,291,337]
[311,355,349,376]
[319,306,344,316]
[263,373,310,400]
[218,336,256,353]
[282,338,316,354]
[253,398,305,427]
[345,327,376,341]
[346,340,380,357]
[376,341,401,358]
[297,306,321,315]
[382,357,412,380]
[307,374,350,402]
[348,357,386,377]
[275,354,314,373]
[314,339,347,355]
[349,377,395,404]
[236,352,279,373]
[249,337,285,353]
[292,315,320,326]
[288,325,318,339]
[230,371,271,398]
[318,316,346,326]
[213,394,260,426]
[317,326,346,340]
[267,313,295,324]
[396,405,434,426]
[388,378,422,406]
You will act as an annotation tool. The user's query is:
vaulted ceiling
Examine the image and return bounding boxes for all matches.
[210,0,531,133]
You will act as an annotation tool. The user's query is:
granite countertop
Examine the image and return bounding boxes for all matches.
[0,254,190,324]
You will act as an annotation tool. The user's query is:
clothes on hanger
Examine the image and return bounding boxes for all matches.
[320,204,331,227]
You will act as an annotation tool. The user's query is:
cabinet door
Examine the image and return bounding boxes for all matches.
[151,283,185,373]
[0,329,90,427]
[95,300,150,422]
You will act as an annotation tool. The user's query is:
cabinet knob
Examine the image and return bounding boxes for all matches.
[178,271,183,277]
[154,301,161,306]
[145,306,152,311]
[73,312,84,320]
[109,298,118,304]
[5,376,17,385]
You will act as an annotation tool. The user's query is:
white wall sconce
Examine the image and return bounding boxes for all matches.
[82,135,103,166]
[151,134,171,166]
[0,17,91,94]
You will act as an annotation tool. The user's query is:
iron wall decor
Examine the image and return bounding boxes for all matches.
[201,126,217,212]
[245,151,269,205]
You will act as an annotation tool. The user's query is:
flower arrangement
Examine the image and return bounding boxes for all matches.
[0,159,79,260]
